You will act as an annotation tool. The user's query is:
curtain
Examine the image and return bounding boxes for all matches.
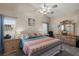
[0,15,3,52]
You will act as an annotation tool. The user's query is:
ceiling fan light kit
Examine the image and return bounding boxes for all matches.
[39,4,57,15]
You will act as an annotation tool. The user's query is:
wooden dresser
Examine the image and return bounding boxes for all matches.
[3,39,20,55]
[64,35,76,46]
[54,34,76,46]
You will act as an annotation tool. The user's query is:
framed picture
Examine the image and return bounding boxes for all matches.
[28,18,35,26]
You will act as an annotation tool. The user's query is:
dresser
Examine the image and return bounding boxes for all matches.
[65,35,76,46]
[3,39,20,55]
[54,34,76,46]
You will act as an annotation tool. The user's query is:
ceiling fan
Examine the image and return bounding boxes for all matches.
[38,3,58,15]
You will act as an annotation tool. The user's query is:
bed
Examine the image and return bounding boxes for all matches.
[20,36,61,56]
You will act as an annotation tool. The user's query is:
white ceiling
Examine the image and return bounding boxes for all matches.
[31,3,79,18]
[0,3,79,19]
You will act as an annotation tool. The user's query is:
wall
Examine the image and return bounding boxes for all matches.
[15,4,50,33]
[1,4,79,36]
[50,13,79,36]
[0,4,50,34]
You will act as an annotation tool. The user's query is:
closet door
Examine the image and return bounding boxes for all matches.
[0,15,3,52]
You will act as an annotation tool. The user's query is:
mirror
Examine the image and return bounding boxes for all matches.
[58,20,75,35]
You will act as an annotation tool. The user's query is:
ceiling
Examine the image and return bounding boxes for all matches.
[31,3,79,18]
[0,3,79,19]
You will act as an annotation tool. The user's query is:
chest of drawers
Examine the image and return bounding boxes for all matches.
[3,39,20,55]
[54,34,76,46]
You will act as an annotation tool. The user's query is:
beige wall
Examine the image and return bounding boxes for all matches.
[2,4,79,36]
[50,13,79,36]
[0,4,50,34]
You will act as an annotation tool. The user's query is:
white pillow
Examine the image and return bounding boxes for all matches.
[21,34,29,40]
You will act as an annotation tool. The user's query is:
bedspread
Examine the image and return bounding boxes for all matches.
[23,37,60,55]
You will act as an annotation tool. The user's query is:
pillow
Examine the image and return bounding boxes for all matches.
[31,33,35,37]
[21,34,29,40]
[38,33,42,36]
[34,33,37,36]
[28,33,36,38]
[34,33,43,36]
[37,33,40,36]
[28,33,35,37]
[34,33,40,36]
[25,35,29,39]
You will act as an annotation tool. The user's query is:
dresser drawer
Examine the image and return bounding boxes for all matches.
[4,40,12,48]
[13,39,19,48]
[4,46,13,52]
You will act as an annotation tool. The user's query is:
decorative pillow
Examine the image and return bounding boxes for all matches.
[39,33,42,36]
[25,34,29,39]
[21,34,29,40]
[28,33,34,37]
[40,33,44,36]
[28,33,35,39]
[34,33,37,36]
[34,33,43,36]
[38,33,42,36]
[28,33,31,37]
[31,33,36,37]
[36,33,41,36]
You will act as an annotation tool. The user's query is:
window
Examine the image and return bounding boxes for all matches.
[42,23,48,34]
[3,16,16,39]
[4,17,16,25]
[61,25,64,31]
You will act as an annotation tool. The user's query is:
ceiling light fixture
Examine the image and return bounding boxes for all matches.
[39,3,57,15]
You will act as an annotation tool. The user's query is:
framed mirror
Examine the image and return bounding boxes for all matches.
[58,20,75,35]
